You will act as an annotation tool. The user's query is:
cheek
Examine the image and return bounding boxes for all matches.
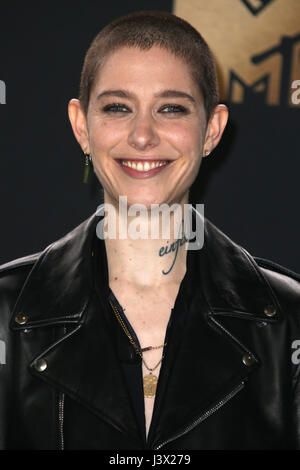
[167,123,203,159]
[88,120,123,153]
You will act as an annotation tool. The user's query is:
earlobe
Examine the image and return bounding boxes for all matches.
[68,98,90,153]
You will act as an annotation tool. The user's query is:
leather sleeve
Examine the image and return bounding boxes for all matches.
[258,262,300,448]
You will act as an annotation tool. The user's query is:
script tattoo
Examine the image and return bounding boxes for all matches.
[159,234,188,275]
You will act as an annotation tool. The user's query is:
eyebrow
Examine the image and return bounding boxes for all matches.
[96,89,196,104]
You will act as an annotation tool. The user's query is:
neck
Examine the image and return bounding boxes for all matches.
[102,195,189,288]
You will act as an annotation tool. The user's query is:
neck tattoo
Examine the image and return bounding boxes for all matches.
[159,234,188,275]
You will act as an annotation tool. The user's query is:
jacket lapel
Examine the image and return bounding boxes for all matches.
[27,297,143,445]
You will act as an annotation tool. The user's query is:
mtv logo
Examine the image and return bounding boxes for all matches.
[174,0,300,107]
[228,34,300,106]
[240,0,274,16]
[0,340,5,364]
[0,80,6,104]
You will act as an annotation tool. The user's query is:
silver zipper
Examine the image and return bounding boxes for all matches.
[154,381,245,450]
[58,391,65,450]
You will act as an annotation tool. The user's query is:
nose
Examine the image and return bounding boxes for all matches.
[127,111,160,151]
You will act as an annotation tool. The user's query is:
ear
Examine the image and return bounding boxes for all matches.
[203,104,228,157]
[68,99,90,154]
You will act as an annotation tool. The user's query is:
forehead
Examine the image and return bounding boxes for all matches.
[92,46,201,98]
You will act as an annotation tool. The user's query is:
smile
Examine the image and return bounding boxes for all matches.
[117,159,171,179]
[121,160,168,171]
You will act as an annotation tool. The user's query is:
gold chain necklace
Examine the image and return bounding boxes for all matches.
[109,299,166,398]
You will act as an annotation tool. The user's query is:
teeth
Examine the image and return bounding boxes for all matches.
[121,160,167,171]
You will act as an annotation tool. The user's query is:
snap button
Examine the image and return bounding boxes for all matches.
[34,358,48,372]
[263,304,276,317]
[15,313,28,325]
[242,354,255,367]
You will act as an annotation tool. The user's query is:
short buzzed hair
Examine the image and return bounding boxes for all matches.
[79,10,219,122]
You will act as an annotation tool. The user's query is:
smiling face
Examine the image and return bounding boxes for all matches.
[69,45,228,209]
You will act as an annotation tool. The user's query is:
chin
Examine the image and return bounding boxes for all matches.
[125,196,165,210]
[106,187,186,211]
[112,188,159,207]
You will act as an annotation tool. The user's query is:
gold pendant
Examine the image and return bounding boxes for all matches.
[143,373,158,398]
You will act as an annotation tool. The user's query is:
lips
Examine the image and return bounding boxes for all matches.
[117,159,171,179]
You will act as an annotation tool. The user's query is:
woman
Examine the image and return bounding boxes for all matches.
[0,10,299,450]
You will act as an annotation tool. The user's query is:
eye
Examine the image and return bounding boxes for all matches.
[102,103,131,113]
[159,104,188,114]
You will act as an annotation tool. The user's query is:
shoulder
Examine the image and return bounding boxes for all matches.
[0,252,41,313]
[254,256,300,283]
[254,256,300,315]
[202,214,300,320]
[0,251,41,281]
[0,252,40,275]
[0,211,98,295]
[0,212,98,325]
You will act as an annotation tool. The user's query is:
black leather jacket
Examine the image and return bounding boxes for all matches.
[0,211,300,450]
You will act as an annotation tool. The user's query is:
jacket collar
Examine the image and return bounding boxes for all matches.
[10,204,281,329]
[10,212,98,329]
[191,206,281,323]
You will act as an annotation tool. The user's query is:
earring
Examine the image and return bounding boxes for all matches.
[204,150,210,157]
[83,153,92,184]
